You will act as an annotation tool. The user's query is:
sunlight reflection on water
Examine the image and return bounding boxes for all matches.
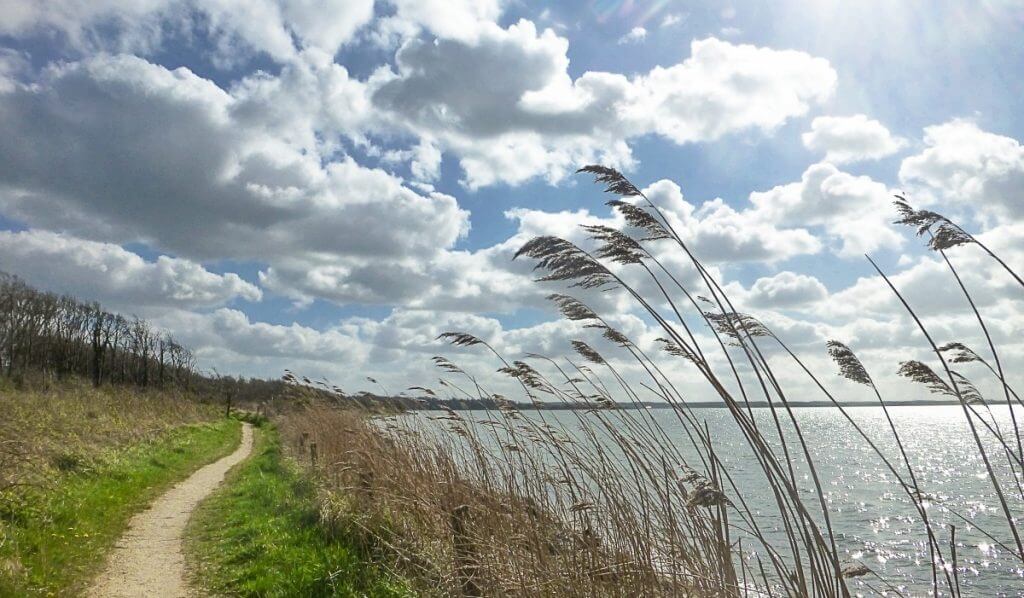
[413,405,1024,596]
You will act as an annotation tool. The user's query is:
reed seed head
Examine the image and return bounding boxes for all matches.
[546,294,599,322]
[576,165,641,197]
[581,224,647,265]
[655,337,697,364]
[826,340,873,386]
[571,340,606,365]
[705,311,772,341]
[893,196,975,250]
[514,236,616,290]
[438,332,486,347]
[938,342,983,364]
[606,199,672,241]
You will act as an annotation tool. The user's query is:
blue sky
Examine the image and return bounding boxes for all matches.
[0,0,1022,399]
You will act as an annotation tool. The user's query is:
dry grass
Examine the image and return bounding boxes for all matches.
[280,406,707,597]
[0,373,218,491]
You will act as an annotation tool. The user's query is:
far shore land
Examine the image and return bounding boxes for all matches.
[370,395,967,411]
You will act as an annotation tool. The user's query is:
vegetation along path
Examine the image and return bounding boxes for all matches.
[87,423,255,598]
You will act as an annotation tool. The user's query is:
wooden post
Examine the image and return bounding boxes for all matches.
[450,505,480,597]
[299,431,308,450]
[309,442,318,469]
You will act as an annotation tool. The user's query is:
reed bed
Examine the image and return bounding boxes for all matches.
[281,405,699,597]
[285,166,1023,597]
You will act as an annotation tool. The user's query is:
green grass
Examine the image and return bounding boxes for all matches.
[0,418,241,596]
[187,425,410,597]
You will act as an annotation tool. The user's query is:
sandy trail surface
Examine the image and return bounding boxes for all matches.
[87,422,254,598]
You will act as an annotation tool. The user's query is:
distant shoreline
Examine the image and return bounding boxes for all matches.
[589,399,962,409]
[397,398,968,411]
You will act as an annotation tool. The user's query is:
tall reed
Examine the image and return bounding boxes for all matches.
[289,166,1023,596]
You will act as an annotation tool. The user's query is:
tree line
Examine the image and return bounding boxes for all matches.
[0,268,500,407]
[0,271,339,409]
[0,271,196,387]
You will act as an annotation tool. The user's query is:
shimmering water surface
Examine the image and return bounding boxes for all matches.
[408,405,1024,596]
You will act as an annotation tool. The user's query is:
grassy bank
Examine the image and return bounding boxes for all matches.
[279,406,682,597]
[186,423,410,597]
[0,376,222,489]
[0,412,240,595]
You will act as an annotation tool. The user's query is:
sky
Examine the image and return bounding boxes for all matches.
[0,0,1022,401]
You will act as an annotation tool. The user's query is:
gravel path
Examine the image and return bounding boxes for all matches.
[87,423,254,598]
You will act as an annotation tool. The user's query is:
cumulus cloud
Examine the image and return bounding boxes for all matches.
[749,163,903,256]
[372,30,837,187]
[152,305,652,393]
[0,53,469,307]
[631,167,900,263]
[624,38,835,142]
[0,0,374,62]
[617,27,647,45]
[826,221,1024,320]
[899,119,1024,225]
[370,20,634,188]
[802,114,906,164]
[2,7,839,192]
[9,4,1015,400]
[158,308,364,368]
[744,272,828,308]
[386,0,505,43]
[685,198,822,262]
[0,230,261,309]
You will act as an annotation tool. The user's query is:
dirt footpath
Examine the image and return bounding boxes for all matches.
[87,422,254,598]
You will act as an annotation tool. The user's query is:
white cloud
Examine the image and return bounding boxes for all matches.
[826,221,1024,320]
[802,114,906,164]
[617,27,647,45]
[624,38,835,144]
[151,305,642,393]
[749,163,903,256]
[2,3,1023,402]
[386,0,505,43]
[660,13,686,28]
[685,197,823,262]
[745,272,828,308]
[625,167,898,264]
[278,0,375,54]
[159,308,363,367]
[899,119,1024,225]
[0,53,470,308]
[3,9,838,193]
[504,179,823,271]
[372,30,837,187]
[0,230,261,309]
[0,0,177,53]
[0,0,375,63]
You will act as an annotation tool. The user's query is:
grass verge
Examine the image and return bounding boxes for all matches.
[186,424,410,597]
[0,418,241,596]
